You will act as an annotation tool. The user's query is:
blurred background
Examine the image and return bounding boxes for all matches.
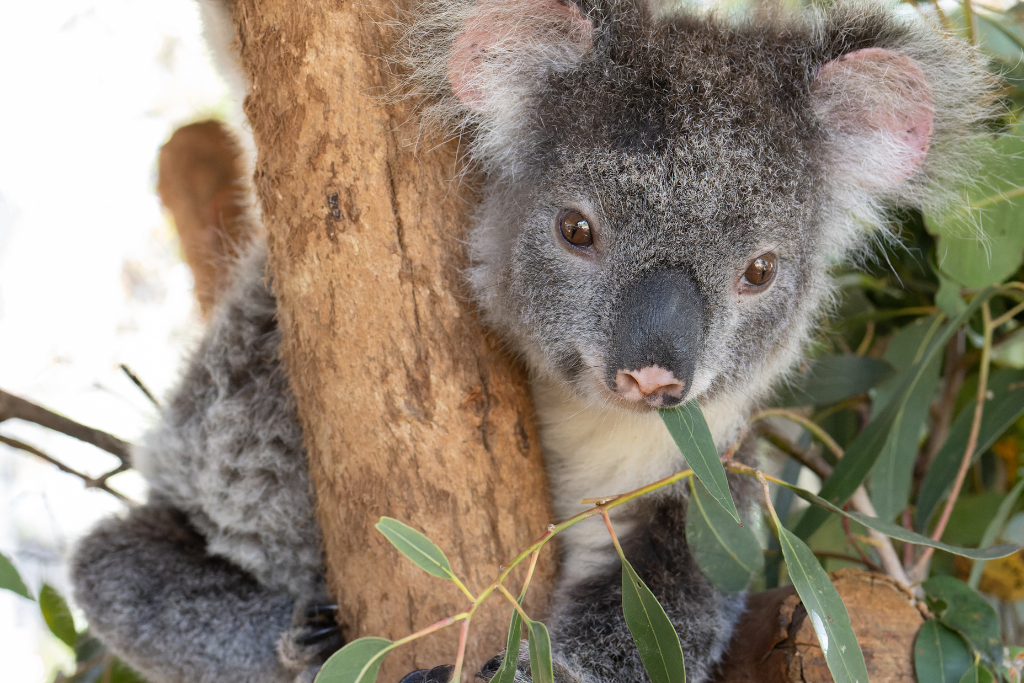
[0,1,231,679]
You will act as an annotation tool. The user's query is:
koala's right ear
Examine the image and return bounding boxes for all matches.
[448,0,594,112]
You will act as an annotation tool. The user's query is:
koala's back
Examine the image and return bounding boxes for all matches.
[133,244,323,597]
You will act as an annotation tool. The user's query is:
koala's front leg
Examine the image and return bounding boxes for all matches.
[400,497,745,683]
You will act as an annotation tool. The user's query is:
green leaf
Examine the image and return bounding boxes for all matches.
[620,556,687,683]
[777,355,895,407]
[926,133,1024,288]
[661,401,739,523]
[686,477,763,593]
[869,349,942,522]
[936,271,969,320]
[915,620,974,683]
[0,551,32,600]
[315,637,393,683]
[923,576,1003,669]
[39,583,77,648]
[375,517,455,581]
[106,658,146,683]
[777,479,1019,560]
[796,291,995,540]
[492,604,525,683]
[776,525,868,683]
[917,367,1024,530]
[958,664,997,683]
[526,619,554,683]
[969,475,1024,589]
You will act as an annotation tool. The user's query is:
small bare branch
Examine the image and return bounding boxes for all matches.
[119,364,160,408]
[0,434,134,503]
[0,388,131,465]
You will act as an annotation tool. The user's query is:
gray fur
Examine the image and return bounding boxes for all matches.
[71,1,993,682]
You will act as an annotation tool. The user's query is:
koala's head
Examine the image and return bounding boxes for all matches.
[410,0,990,411]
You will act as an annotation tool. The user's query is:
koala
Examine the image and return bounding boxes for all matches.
[70,1,992,683]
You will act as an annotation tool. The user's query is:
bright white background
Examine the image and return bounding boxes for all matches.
[0,1,228,679]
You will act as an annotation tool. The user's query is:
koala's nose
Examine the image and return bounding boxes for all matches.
[608,269,705,408]
[614,366,686,406]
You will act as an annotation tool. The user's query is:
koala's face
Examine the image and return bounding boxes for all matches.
[471,114,819,411]
[453,1,945,411]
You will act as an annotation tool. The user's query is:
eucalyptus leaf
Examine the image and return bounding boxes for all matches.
[375,517,455,581]
[776,525,868,683]
[620,555,687,683]
[0,551,32,600]
[778,478,1019,560]
[686,477,762,593]
[40,583,77,648]
[315,637,393,683]
[106,658,146,683]
[923,576,1003,669]
[926,133,1024,288]
[936,271,968,320]
[778,355,895,407]
[661,401,739,523]
[957,664,997,683]
[526,619,554,683]
[970,475,1024,588]
[915,620,974,683]
[796,291,995,540]
[917,367,1024,530]
[492,603,525,683]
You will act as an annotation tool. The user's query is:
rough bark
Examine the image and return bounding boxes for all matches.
[229,0,556,678]
[714,568,924,683]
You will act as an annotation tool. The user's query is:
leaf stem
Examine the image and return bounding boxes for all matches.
[750,409,845,462]
[452,617,471,683]
[496,583,532,623]
[601,509,626,560]
[912,301,993,581]
[991,299,1024,329]
[451,576,477,603]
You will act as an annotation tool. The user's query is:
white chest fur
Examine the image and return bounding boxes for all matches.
[531,377,752,586]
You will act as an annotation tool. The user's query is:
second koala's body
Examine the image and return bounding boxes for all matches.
[71,1,991,682]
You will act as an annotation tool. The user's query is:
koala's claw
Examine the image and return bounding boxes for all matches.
[279,601,344,675]
[398,665,455,683]
[304,603,339,620]
[294,624,341,646]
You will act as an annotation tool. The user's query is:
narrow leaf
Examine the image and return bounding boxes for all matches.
[777,526,868,683]
[686,477,763,593]
[620,555,687,683]
[315,637,393,683]
[778,479,1019,560]
[779,355,896,407]
[924,576,1003,669]
[375,518,455,580]
[970,475,1024,588]
[39,583,77,648]
[796,290,995,540]
[917,367,1024,530]
[0,551,32,600]
[526,619,554,683]
[661,401,739,523]
[492,604,525,683]
[915,620,974,683]
[958,664,997,683]
[106,658,146,683]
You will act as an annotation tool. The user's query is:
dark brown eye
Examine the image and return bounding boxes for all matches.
[742,253,777,288]
[558,210,593,248]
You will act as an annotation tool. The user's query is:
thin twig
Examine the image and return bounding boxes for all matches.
[750,408,844,462]
[964,0,978,45]
[813,549,883,573]
[119,364,160,408]
[761,426,832,480]
[0,435,133,503]
[856,320,876,356]
[912,301,993,582]
[914,331,966,499]
[0,388,131,465]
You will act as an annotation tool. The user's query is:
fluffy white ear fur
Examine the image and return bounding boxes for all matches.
[448,0,594,111]
[813,47,936,190]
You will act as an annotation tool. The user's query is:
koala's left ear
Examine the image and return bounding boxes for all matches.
[812,47,935,190]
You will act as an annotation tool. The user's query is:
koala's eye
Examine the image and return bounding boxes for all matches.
[558,210,593,248]
[742,253,777,288]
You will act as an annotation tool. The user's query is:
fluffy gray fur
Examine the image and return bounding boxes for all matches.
[71,246,338,683]
[72,1,993,682]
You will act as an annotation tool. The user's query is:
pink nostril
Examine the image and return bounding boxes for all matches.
[614,366,685,405]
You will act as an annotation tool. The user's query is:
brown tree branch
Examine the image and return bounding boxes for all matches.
[0,435,133,503]
[0,388,131,465]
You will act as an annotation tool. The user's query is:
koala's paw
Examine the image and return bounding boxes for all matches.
[279,602,344,682]
[398,665,456,683]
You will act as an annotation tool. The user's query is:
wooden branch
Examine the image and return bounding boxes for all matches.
[0,435,133,503]
[0,388,131,465]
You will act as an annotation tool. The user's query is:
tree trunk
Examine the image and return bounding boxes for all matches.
[229,1,556,678]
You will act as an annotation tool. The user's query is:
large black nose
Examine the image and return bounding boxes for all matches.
[608,269,705,408]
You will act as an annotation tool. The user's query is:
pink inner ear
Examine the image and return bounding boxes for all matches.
[815,47,935,185]
[449,0,593,109]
